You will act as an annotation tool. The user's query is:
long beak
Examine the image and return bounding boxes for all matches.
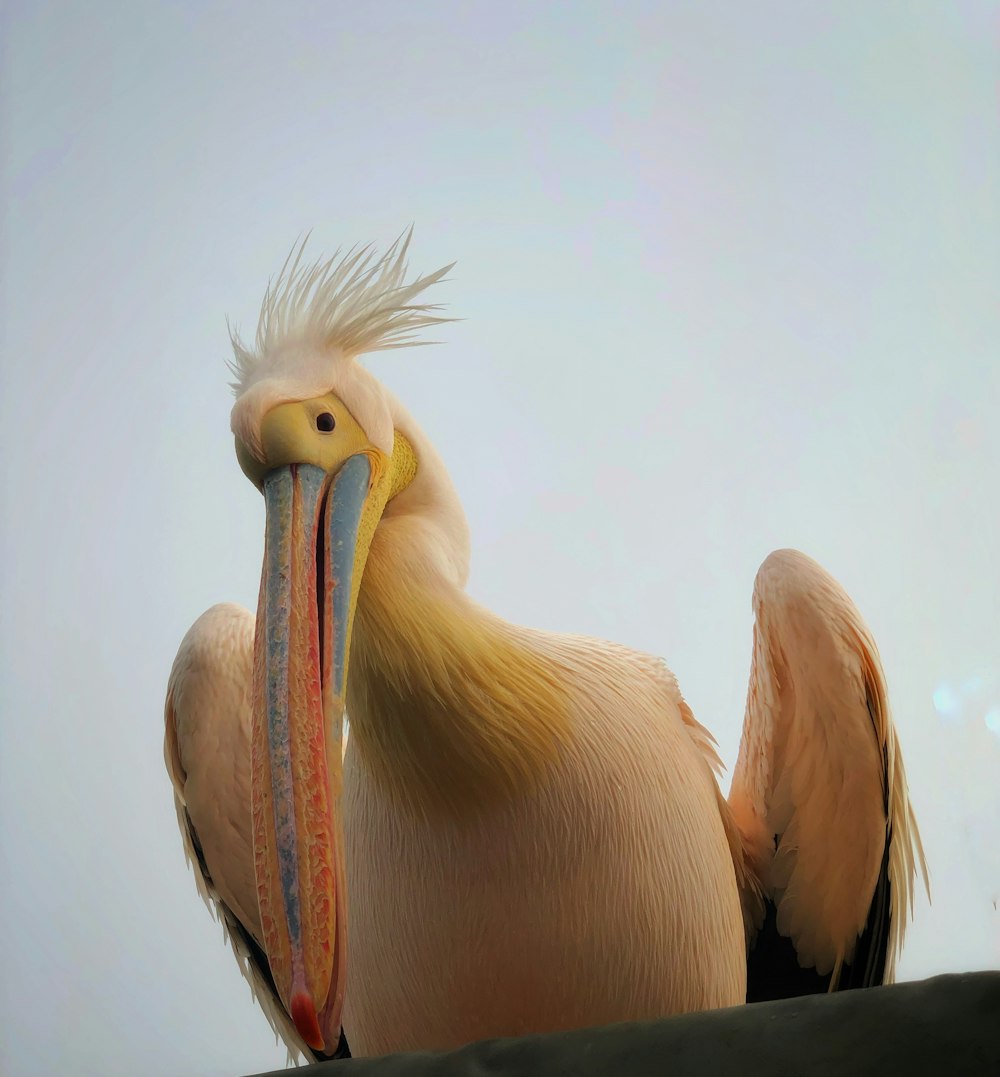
[250,455,374,1053]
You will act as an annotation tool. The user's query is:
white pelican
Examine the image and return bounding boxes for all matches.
[164,232,927,1062]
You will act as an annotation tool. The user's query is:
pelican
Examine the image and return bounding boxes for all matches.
[164,232,927,1062]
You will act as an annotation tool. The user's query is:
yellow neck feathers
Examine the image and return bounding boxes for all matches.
[346,530,571,817]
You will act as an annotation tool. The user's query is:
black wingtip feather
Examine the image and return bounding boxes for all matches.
[746,831,892,1002]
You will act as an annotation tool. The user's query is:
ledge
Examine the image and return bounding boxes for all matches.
[248,973,1000,1077]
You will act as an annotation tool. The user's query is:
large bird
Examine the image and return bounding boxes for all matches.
[164,232,927,1062]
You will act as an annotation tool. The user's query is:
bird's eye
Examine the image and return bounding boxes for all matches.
[316,412,336,433]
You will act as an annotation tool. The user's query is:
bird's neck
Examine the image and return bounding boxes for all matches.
[346,518,571,816]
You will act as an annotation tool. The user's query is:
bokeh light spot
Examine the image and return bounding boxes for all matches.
[984,707,1000,739]
[933,682,962,722]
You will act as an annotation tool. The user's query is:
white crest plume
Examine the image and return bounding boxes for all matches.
[228,227,455,394]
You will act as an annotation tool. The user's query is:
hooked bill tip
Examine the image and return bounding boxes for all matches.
[290,990,325,1052]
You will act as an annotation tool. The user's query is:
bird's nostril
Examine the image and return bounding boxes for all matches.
[316,413,336,433]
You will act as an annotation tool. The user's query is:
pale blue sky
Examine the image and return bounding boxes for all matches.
[1,3,997,1076]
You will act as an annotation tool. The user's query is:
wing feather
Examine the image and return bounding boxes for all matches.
[164,604,314,1063]
[728,550,927,998]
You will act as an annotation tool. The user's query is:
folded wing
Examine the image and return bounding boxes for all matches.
[728,550,927,1000]
[164,603,314,1061]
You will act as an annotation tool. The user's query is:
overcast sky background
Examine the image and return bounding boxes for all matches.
[2,3,998,1075]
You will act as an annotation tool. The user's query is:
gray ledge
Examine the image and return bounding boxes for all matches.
[249,973,1000,1077]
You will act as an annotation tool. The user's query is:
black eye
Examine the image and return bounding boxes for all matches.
[316,412,336,433]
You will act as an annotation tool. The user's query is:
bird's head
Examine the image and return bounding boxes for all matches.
[228,231,458,1053]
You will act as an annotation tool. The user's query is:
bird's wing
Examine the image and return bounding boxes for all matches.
[727,550,927,1000]
[163,603,313,1063]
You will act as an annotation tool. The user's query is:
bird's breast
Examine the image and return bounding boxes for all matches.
[340,660,746,1057]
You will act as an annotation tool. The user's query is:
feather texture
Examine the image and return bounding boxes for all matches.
[164,604,313,1064]
[229,227,454,392]
[728,549,928,992]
